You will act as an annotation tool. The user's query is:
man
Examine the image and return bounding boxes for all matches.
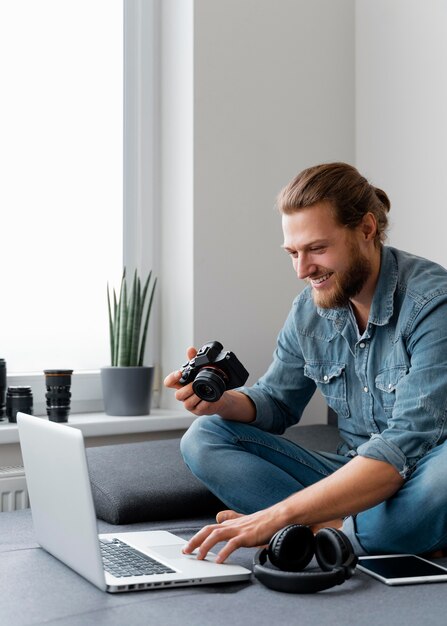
[164,162,447,564]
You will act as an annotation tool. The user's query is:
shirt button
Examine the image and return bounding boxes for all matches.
[359,342,366,349]
[323,375,328,381]
[363,386,369,393]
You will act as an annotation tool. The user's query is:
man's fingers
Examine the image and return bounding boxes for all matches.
[192,525,240,562]
[163,347,197,391]
[183,504,283,564]
[215,536,245,564]
[183,524,220,556]
[163,370,182,389]
[186,346,197,360]
[183,517,251,562]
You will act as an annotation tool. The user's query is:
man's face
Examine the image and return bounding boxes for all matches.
[281,202,372,309]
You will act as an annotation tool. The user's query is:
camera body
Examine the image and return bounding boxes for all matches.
[179,340,249,402]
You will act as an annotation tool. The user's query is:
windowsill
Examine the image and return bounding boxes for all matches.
[0,409,196,445]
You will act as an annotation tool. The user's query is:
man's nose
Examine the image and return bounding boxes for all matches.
[295,255,313,280]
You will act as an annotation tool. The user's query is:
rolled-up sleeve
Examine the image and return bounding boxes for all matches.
[356,293,447,479]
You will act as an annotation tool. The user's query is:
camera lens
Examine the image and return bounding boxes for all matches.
[192,368,227,402]
[0,359,6,419]
[44,369,73,422]
[6,386,33,422]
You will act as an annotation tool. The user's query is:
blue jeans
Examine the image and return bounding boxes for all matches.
[180,415,447,555]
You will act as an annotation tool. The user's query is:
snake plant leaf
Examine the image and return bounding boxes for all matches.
[137,271,152,365]
[112,288,119,365]
[117,271,129,366]
[129,277,142,365]
[140,270,152,309]
[107,283,114,364]
[138,275,157,366]
[107,268,157,367]
[126,270,138,364]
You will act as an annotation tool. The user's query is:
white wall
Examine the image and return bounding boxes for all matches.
[160,0,355,424]
[356,0,447,265]
[159,0,194,403]
[159,0,447,421]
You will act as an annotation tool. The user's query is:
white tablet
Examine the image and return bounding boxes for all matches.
[357,554,447,585]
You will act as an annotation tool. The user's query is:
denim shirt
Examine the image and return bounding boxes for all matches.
[241,246,447,479]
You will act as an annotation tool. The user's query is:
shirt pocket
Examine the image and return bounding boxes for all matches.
[304,361,350,418]
[374,365,408,418]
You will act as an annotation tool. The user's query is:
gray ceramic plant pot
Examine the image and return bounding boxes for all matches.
[100,366,154,416]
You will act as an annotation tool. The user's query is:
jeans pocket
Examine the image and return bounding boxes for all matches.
[304,361,350,418]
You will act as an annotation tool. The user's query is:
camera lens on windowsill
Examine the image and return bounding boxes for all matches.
[44,369,73,423]
[6,386,33,423]
[0,359,6,420]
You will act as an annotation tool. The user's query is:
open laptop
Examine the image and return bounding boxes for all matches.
[17,413,251,593]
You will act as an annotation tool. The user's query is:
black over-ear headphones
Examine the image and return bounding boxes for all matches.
[253,524,358,593]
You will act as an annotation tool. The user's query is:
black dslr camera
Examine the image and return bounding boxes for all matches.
[179,340,249,402]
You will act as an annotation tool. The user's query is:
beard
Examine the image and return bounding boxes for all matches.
[310,240,372,309]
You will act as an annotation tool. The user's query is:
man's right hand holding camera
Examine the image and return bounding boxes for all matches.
[163,346,256,423]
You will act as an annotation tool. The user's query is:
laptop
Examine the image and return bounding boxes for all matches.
[17,412,251,593]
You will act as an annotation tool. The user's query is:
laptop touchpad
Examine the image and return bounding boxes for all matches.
[152,545,214,561]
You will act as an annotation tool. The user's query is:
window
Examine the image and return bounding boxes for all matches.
[0,0,123,377]
[0,1,159,413]
[0,0,164,414]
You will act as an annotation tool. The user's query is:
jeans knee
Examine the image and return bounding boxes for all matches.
[180,415,219,473]
[180,417,200,467]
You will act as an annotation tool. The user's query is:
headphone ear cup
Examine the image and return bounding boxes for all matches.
[314,527,357,575]
[268,524,315,572]
[253,526,357,593]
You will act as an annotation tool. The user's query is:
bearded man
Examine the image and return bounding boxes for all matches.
[165,162,447,563]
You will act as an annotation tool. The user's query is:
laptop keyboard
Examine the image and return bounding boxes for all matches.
[100,538,176,578]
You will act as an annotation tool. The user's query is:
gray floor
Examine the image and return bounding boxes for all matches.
[2,509,447,626]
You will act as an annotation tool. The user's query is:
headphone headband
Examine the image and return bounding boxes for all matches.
[253,525,357,594]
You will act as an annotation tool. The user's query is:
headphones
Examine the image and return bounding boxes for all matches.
[253,524,357,593]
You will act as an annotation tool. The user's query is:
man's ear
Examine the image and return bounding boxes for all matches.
[360,212,377,242]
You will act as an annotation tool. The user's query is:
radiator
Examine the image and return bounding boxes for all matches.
[0,466,29,512]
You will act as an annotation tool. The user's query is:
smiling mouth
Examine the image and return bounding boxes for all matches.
[310,272,333,286]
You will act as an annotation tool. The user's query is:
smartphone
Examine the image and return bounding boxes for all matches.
[357,554,447,585]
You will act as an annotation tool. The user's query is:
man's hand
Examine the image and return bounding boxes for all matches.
[182,456,404,563]
[163,347,228,417]
[163,346,257,422]
[182,507,288,564]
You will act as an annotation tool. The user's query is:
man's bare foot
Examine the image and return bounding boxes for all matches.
[216,510,244,524]
[421,549,447,559]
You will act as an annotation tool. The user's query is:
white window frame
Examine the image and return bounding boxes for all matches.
[7,0,160,415]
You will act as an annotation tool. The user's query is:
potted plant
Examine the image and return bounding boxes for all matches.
[100,268,157,416]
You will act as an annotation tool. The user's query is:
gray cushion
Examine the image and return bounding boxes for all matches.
[86,439,224,525]
[86,424,341,525]
[285,423,341,452]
